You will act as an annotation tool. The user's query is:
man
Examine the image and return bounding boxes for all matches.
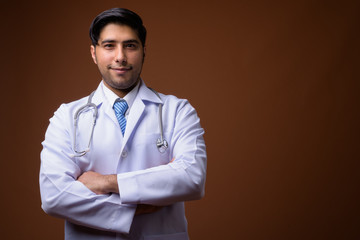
[39,8,207,240]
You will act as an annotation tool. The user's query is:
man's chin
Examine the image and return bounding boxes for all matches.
[106,79,139,92]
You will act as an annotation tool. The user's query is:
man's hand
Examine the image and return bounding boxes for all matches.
[135,204,163,215]
[77,171,118,195]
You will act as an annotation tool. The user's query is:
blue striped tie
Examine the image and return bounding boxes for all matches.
[113,99,128,135]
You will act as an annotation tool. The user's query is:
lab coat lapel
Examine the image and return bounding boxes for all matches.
[122,96,145,146]
[104,102,121,127]
[121,81,163,149]
[91,82,123,128]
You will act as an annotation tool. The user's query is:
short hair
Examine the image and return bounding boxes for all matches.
[89,8,147,47]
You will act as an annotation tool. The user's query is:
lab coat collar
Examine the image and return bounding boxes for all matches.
[138,80,163,105]
[90,79,163,106]
[90,83,104,107]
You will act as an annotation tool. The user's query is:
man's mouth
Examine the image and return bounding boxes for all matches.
[108,66,133,73]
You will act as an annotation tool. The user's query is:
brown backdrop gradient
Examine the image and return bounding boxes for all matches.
[0,0,359,239]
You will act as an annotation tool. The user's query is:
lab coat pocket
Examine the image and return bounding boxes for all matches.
[144,231,188,240]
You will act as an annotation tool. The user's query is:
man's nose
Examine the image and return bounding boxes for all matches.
[115,46,127,64]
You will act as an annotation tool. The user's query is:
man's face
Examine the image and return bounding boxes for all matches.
[91,23,145,97]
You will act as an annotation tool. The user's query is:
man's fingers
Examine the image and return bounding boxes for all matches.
[135,204,163,215]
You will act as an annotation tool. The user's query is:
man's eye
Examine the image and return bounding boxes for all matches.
[125,44,137,49]
[104,44,114,48]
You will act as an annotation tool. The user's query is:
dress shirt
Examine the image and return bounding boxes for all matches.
[101,80,140,119]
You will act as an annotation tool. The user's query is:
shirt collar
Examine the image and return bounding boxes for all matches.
[100,80,140,115]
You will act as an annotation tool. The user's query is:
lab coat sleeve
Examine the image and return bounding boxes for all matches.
[117,99,207,206]
[39,104,136,234]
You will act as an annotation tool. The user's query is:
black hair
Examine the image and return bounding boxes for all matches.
[89,8,147,47]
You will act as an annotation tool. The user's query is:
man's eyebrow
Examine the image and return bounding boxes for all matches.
[100,39,140,45]
[100,39,116,44]
[122,39,140,44]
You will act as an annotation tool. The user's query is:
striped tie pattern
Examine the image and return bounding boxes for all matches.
[113,99,128,135]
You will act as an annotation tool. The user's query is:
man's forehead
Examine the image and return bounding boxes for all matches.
[99,23,138,38]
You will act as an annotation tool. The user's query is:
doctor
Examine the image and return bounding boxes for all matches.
[39,7,207,240]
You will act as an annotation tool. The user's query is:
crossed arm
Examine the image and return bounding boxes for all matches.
[78,171,163,215]
[77,158,175,214]
[78,157,175,195]
[77,171,118,195]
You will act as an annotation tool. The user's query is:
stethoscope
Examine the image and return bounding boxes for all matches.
[71,89,168,157]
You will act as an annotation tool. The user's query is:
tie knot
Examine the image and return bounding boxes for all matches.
[113,100,128,115]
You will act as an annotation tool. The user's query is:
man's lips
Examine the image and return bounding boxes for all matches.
[108,66,133,73]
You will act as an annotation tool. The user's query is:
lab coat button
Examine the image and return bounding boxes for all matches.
[121,151,128,158]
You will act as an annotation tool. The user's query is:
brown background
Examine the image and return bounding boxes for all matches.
[0,0,359,239]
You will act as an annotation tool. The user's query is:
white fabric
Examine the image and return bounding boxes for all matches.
[39,80,207,240]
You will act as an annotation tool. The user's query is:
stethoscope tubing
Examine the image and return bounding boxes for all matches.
[71,89,168,157]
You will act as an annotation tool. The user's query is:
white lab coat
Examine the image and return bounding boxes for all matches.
[39,80,207,240]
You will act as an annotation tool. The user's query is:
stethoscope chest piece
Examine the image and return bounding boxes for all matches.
[156,138,168,153]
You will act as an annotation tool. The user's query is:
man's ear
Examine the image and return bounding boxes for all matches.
[143,45,146,61]
[90,45,97,64]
